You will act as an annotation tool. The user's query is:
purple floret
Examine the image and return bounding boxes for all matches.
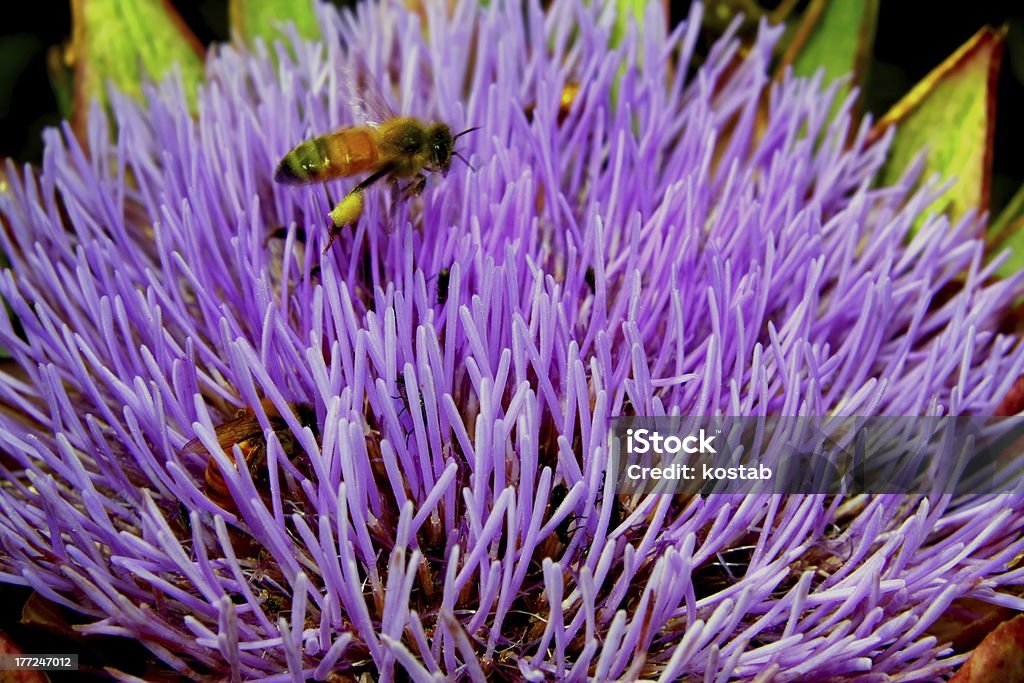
[1,0,1023,680]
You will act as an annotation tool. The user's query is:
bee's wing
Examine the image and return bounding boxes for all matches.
[342,61,400,128]
[181,414,264,457]
[181,435,211,458]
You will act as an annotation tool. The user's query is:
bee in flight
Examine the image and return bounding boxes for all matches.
[274,83,478,252]
[182,400,318,514]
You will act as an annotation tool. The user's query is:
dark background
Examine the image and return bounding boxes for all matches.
[867,1,1024,212]
[1,1,1022,212]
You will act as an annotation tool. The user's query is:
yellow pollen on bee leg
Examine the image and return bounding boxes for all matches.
[330,190,364,228]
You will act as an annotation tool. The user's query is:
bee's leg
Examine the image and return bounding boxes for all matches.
[322,231,340,255]
[325,189,364,254]
[387,178,402,205]
[393,394,409,419]
[323,164,397,253]
[561,514,589,542]
[399,174,428,200]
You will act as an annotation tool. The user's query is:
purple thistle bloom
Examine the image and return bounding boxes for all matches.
[1,0,1024,680]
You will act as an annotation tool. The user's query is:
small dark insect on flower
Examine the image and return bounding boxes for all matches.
[275,101,478,252]
[394,374,428,428]
[437,266,451,305]
[181,400,318,514]
[549,483,579,544]
[394,373,409,408]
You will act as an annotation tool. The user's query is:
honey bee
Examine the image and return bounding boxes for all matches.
[183,400,318,513]
[275,116,478,252]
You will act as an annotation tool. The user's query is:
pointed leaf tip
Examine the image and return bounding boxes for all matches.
[782,0,879,103]
[874,26,1005,228]
[230,0,321,46]
[71,0,205,132]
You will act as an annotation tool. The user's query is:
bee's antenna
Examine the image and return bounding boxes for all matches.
[454,152,476,172]
[453,126,481,142]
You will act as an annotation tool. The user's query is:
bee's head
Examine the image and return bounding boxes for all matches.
[426,124,455,175]
[428,123,479,176]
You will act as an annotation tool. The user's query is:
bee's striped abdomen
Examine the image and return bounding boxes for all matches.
[274,128,380,184]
